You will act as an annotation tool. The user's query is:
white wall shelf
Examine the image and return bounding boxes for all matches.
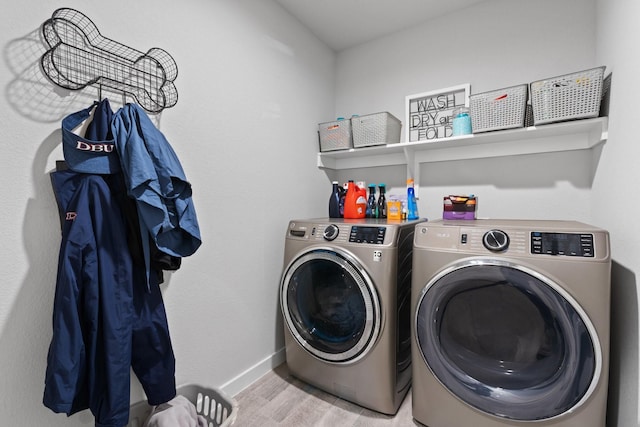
[317,117,609,175]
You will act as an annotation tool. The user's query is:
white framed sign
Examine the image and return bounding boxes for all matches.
[405,84,470,142]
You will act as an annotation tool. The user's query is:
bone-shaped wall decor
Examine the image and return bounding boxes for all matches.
[41,8,178,113]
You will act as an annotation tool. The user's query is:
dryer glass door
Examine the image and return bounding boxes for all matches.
[415,260,600,421]
[281,249,380,363]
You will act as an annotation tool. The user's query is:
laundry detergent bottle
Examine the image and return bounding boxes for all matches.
[329,181,341,218]
[366,183,377,218]
[377,183,387,219]
[407,178,420,220]
[344,180,367,219]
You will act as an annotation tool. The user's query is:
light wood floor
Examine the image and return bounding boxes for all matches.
[232,363,419,426]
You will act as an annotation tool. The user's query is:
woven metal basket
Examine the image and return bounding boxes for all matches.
[352,112,402,147]
[126,384,238,427]
[530,66,605,125]
[470,84,528,133]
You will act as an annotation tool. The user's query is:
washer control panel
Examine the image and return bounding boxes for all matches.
[297,223,389,245]
[348,226,386,244]
[531,232,594,257]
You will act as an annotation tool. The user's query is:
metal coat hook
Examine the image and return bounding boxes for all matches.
[40,8,178,113]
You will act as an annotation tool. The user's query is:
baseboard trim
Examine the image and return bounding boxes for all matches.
[220,347,286,397]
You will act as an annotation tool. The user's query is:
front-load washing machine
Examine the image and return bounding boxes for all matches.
[411,219,611,427]
[280,218,421,415]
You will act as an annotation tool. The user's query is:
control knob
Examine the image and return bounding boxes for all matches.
[483,229,510,252]
[323,224,339,241]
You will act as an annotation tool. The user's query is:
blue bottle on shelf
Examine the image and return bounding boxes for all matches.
[377,183,387,219]
[329,181,341,218]
[339,182,347,217]
[366,183,377,218]
[407,178,420,220]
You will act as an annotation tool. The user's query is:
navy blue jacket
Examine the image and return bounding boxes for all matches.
[44,100,178,427]
[44,170,178,427]
[44,171,135,427]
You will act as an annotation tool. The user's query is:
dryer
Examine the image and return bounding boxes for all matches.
[280,218,420,415]
[411,219,611,427]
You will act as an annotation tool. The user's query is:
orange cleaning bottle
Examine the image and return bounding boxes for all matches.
[343,180,367,219]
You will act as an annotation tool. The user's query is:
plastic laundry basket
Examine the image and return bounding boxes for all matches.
[126,384,238,427]
[530,66,606,125]
[351,112,402,147]
[470,84,528,133]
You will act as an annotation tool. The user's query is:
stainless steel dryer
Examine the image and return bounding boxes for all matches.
[280,218,421,415]
[411,219,611,427]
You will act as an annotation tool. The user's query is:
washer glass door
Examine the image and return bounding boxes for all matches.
[281,248,380,363]
[415,259,600,421]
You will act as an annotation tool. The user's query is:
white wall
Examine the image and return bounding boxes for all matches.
[594,0,640,425]
[0,1,333,425]
[333,0,599,223]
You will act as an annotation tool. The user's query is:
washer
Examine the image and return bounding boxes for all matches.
[280,218,421,415]
[411,219,611,427]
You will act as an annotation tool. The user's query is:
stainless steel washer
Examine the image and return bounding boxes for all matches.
[280,218,421,415]
[411,219,611,427]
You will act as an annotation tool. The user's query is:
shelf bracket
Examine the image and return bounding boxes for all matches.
[402,145,421,196]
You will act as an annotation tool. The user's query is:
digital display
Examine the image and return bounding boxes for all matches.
[349,226,386,244]
[531,232,594,257]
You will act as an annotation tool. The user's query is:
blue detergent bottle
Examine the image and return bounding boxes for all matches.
[339,182,348,217]
[329,181,341,218]
[377,183,387,219]
[407,178,420,220]
[366,183,377,218]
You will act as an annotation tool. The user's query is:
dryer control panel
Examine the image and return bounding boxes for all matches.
[531,232,594,257]
[414,220,609,261]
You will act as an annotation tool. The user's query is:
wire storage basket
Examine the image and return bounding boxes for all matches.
[530,66,606,125]
[470,84,528,133]
[318,119,353,151]
[352,112,402,147]
[126,384,238,427]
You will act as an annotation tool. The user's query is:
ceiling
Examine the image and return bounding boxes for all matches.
[275,0,489,51]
